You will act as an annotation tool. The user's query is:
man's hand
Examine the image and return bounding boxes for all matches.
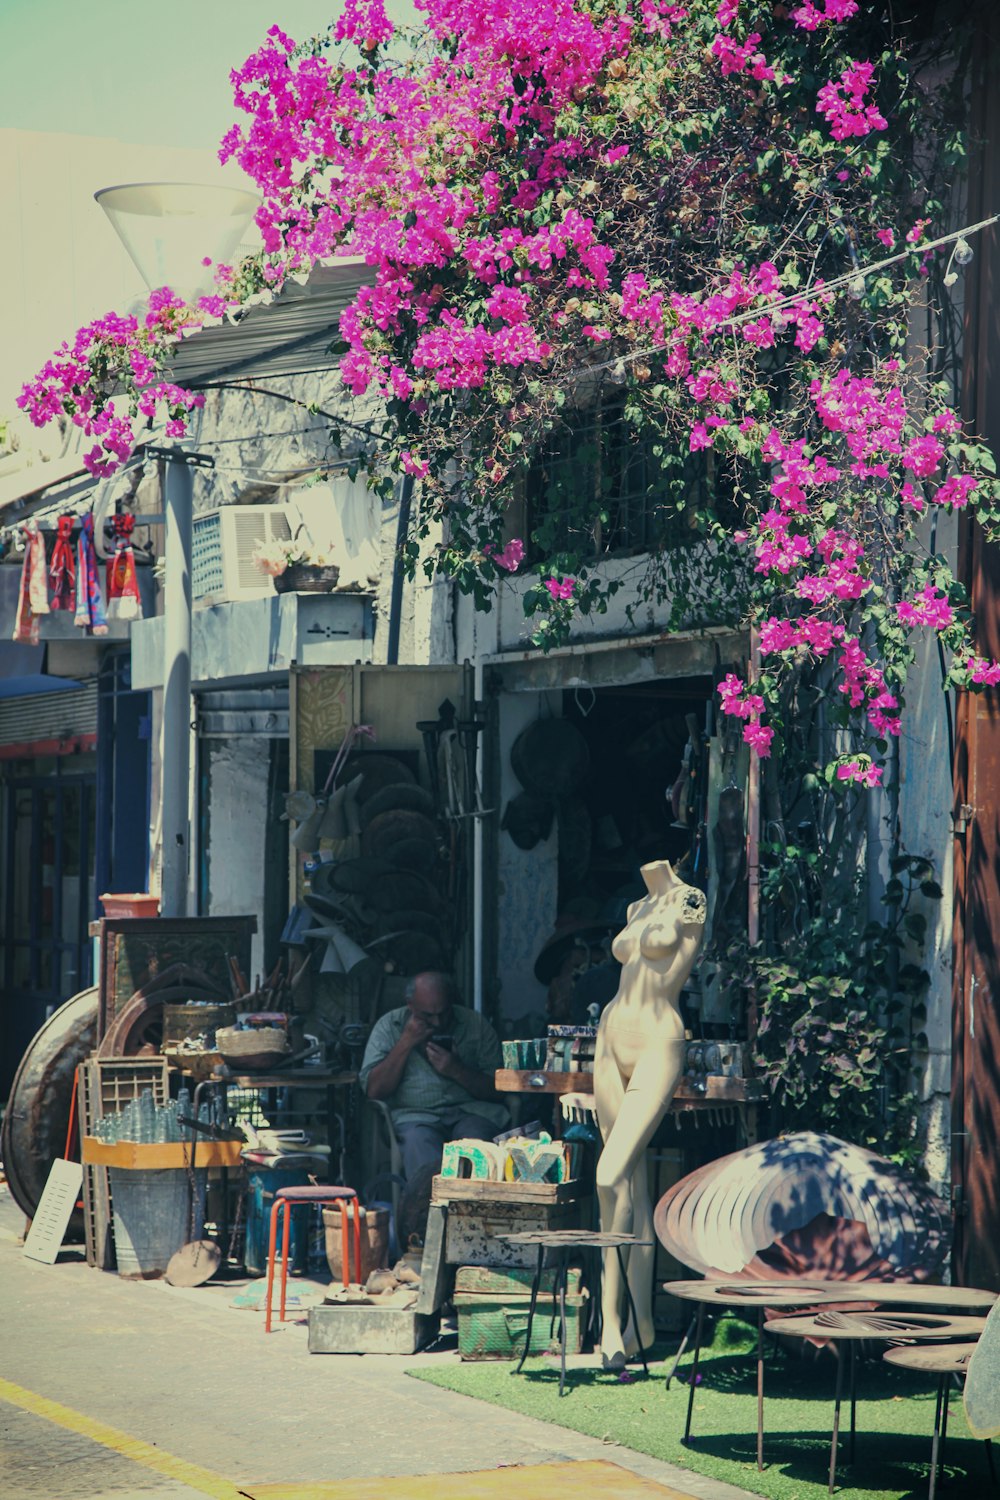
[424,1040,461,1079]
[400,1011,435,1049]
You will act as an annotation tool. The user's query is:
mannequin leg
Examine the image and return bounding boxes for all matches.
[620,1155,657,1356]
[594,1046,628,1364]
[595,1041,685,1366]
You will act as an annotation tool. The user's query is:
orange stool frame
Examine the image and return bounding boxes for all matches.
[264,1185,360,1332]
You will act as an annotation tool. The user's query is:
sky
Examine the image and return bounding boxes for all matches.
[1,0,415,153]
[0,0,416,418]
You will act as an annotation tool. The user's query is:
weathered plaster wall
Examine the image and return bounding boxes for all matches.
[202,736,272,981]
[896,510,958,1195]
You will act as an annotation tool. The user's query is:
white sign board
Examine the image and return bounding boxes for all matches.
[23,1158,83,1264]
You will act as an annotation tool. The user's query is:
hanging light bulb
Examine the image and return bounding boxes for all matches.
[954,238,974,266]
[847,274,866,300]
[610,359,627,384]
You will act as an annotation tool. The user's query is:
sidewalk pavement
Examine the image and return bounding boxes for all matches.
[0,1188,759,1500]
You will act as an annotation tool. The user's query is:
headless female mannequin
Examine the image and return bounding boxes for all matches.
[594,859,706,1367]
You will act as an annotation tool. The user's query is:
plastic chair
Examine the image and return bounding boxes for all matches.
[264,1184,360,1332]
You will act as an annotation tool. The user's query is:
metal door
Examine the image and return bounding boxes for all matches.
[1,772,96,1093]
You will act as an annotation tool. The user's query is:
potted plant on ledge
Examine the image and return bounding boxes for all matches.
[253,529,341,593]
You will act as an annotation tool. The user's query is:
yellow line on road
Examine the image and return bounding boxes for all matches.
[0,1381,696,1500]
[0,1377,244,1499]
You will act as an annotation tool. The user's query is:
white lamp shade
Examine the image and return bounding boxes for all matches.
[95,182,261,300]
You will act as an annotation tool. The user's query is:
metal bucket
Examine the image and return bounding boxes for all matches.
[109,1167,205,1279]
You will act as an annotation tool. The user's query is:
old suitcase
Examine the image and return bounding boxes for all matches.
[453,1264,589,1361]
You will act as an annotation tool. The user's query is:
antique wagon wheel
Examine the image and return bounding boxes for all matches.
[0,987,98,1228]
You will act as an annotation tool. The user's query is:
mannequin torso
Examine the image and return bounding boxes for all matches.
[593,859,706,1365]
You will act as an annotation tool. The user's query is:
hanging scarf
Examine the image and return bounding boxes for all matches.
[48,514,76,612]
[75,513,108,636]
[105,514,142,622]
[12,520,50,644]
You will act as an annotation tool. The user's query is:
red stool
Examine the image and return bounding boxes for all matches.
[264,1185,360,1332]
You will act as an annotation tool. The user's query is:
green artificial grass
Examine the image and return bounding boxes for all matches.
[407,1315,992,1500]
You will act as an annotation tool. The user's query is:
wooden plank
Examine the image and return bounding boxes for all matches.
[23,1159,83,1264]
[493,1069,764,1103]
[81,1138,243,1169]
[415,1203,449,1314]
[494,1069,593,1094]
[431,1175,579,1205]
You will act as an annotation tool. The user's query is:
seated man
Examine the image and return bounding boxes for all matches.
[360,970,510,1180]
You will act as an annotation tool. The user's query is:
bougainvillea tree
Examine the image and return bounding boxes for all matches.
[18,0,997,1141]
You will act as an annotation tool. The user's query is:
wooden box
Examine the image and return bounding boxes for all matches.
[454,1264,588,1361]
[81,1138,243,1170]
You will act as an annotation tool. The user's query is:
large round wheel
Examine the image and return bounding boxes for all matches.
[0,987,98,1226]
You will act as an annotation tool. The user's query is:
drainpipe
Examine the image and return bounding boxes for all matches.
[473,657,484,1013]
[159,450,193,916]
[386,474,414,666]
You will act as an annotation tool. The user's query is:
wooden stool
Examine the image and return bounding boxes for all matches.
[264,1185,360,1332]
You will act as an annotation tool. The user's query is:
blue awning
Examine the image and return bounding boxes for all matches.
[0,674,84,699]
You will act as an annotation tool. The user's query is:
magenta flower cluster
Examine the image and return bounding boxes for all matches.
[16,0,1000,791]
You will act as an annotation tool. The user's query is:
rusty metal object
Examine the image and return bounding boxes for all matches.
[97,964,227,1058]
[654,1131,950,1282]
[0,987,98,1225]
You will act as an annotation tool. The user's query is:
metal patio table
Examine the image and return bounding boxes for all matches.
[499,1229,651,1397]
[766,1308,989,1494]
[883,1342,997,1500]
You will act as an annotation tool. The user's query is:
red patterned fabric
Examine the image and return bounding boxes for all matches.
[48,515,76,612]
[106,514,142,621]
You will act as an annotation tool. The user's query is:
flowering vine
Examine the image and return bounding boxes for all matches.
[17,0,1000,797]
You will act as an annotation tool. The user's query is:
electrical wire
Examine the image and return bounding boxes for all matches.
[575,211,1000,381]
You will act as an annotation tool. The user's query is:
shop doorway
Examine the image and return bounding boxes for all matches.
[1,765,96,1093]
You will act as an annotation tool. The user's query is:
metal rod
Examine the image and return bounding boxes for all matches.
[160,450,192,916]
[757,1308,765,1470]
[829,1345,845,1496]
[929,1375,945,1500]
[513,1243,545,1376]
[558,1256,568,1398]
[849,1340,857,1463]
[666,1314,697,1390]
[386,474,414,666]
[683,1303,705,1443]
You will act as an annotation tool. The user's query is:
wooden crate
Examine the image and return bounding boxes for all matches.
[431,1175,579,1205]
[453,1264,588,1361]
[78,1057,170,1271]
[81,1138,243,1170]
[443,1198,593,1270]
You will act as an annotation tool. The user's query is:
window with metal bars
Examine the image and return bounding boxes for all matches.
[523,398,714,559]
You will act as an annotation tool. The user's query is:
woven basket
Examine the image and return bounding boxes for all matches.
[216,1026,290,1072]
[274,562,340,594]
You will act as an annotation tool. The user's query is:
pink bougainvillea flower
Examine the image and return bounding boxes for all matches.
[491,537,525,571]
[545,576,576,600]
[836,759,883,787]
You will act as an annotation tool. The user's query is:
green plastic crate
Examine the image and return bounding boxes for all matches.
[453,1264,589,1361]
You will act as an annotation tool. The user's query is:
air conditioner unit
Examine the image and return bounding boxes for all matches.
[192,505,295,603]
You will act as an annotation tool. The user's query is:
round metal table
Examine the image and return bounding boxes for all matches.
[665,1279,847,1470]
[883,1342,996,1500]
[765,1310,989,1494]
[500,1230,652,1397]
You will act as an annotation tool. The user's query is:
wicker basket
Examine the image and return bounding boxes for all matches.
[216,1026,290,1072]
[274,563,340,594]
